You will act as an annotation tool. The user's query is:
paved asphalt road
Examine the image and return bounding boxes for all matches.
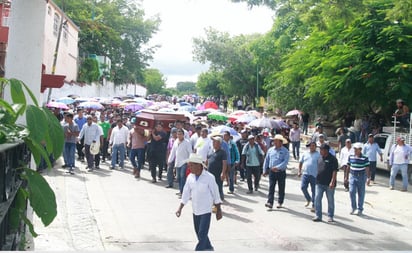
[32,146,412,251]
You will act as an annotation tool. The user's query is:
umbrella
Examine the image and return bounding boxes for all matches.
[78,101,104,110]
[207,111,228,121]
[247,110,262,118]
[229,110,247,117]
[124,103,145,112]
[46,101,69,110]
[74,97,90,103]
[203,101,218,110]
[122,99,136,103]
[274,119,290,129]
[56,97,75,104]
[234,114,257,124]
[286,109,303,116]
[178,105,197,113]
[248,117,284,129]
[111,100,122,106]
[179,101,192,107]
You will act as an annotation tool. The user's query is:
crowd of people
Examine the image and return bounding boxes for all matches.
[47,98,411,251]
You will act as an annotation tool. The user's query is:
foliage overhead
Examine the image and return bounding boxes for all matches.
[54,0,160,85]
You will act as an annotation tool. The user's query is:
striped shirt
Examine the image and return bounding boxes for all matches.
[347,155,369,171]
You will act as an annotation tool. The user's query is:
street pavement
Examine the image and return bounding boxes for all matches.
[32,146,412,251]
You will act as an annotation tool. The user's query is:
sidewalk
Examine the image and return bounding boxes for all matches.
[32,148,412,251]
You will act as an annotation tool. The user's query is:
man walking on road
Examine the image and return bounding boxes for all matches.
[388,136,411,191]
[313,144,339,222]
[298,141,320,212]
[363,134,383,185]
[109,119,129,170]
[207,136,227,201]
[79,116,101,172]
[242,135,264,194]
[289,122,301,160]
[263,134,289,209]
[346,142,370,215]
[176,153,222,251]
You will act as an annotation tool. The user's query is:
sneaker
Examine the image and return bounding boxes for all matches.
[389,186,394,190]
[176,192,182,196]
[357,210,363,216]
[110,167,115,170]
[95,166,100,170]
[165,185,173,188]
[151,179,157,183]
[350,209,356,215]
[254,187,258,191]
[310,207,315,212]
[227,191,234,194]
[62,164,68,168]
[265,203,273,209]
[246,190,253,194]
[327,217,334,223]
[401,188,407,192]
[87,167,93,172]
[312,217,322,222]
[276,204,283,209]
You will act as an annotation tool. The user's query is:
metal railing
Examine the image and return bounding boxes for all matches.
[0,142,30,250]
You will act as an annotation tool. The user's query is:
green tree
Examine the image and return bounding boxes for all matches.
[176,81,197,94]
[55,0,160,85]
[143,68,166,95]
[196,71,223,97]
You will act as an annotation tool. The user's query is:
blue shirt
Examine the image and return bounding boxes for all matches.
[299,150,320,177]
[263,146,289,173]
[362,142,382,162]
[221,141,231,165]
[74,116,87,130]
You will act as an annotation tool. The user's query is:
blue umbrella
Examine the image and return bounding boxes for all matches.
[78,101,104,110]
[56,97,75,104]
[179,101,192,107]
[178,105,196,113]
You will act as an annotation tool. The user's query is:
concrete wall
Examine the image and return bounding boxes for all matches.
[5,0,46,105]
[43,81,147,103]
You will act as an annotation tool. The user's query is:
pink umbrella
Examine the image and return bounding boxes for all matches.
[46,101,69,110]
[286,109,303,116]
[124,103,145,112]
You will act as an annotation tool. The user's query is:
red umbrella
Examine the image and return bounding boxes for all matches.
[203,101,218,110]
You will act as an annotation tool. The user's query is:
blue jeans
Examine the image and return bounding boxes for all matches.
[63,142,76,168]
[166,162,174,187]
[315,184,335,219]
[349,171,367,211]
[390,164,409,189]
[111,144,125,168]
[301,174,316,204]
[228,164,236,192]
[267,170,286,205]
[177,164,187,194]
[129,148,145,171]
[193,213,213,251]
[291,141,300,159]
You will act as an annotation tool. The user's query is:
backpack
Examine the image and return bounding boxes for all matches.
[244,143,264,166]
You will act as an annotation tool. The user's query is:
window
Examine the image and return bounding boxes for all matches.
[62,23,68,43]
[48,6,51,15]
[53,13,60,37]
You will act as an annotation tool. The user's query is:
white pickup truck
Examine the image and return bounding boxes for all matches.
[374,115,412,184]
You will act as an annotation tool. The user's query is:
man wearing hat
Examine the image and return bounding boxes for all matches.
[263,134,290,209]
[388,137,412,191]
[207,136,228,201]
[313,144,339,222]
[242,135,265,194]
[346,142,370,215]
[176,153,222,251]
[362,134,383,184]
[298,141,320,211]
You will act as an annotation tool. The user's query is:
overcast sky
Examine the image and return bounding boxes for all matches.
[139,0,274,87]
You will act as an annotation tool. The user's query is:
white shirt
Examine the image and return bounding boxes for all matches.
[195,137,213,162]
[168,138,193,168]
[110,125,129,145]
[289,128,301,142]
[339,146,354,166]
[190,132,200,150]
[181,169,222,215]
[79,123,101,145]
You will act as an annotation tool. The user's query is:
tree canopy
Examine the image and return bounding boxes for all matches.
[194,0,412,120]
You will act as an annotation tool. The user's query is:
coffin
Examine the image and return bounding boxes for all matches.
[135,110,188,132]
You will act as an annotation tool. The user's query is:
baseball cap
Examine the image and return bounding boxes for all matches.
[319,143,330,150]
[248,135,255,140]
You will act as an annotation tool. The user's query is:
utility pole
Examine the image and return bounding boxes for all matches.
[46,1,66,103]
[256,64,259,108]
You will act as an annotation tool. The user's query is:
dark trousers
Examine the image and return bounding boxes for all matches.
[267,170,286,205]
[246,166,261,191]
[101,138,109,161]
[94,150,101,167]
[193,213,213,251]
[84,144,94,169]
[369,161,377,181]
[76,137,84,159]
[149,153,164,180]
